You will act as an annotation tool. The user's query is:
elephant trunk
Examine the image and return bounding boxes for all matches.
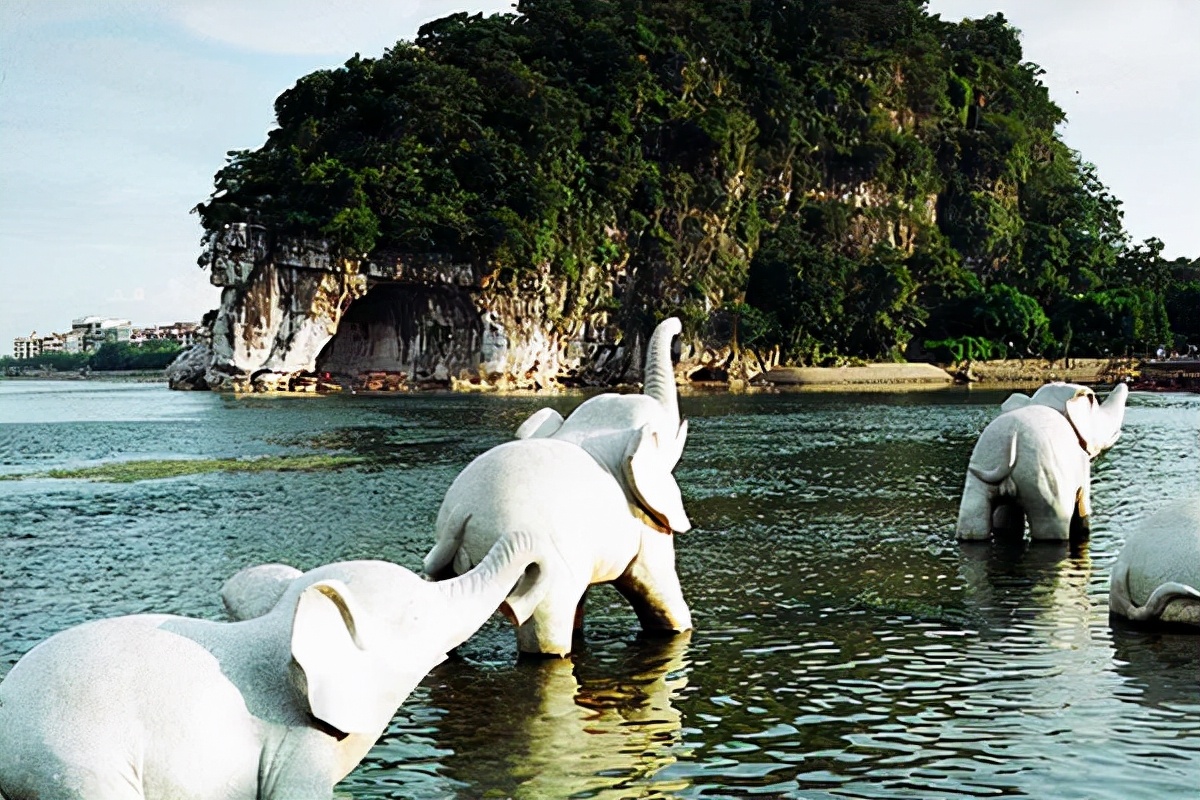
[643,318,681,428]
[1097,383,1129,450]
[431,531,538,650]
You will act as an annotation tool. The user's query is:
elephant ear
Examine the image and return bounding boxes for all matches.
[1000,393,1032,413]
[291,579,394,736]
[1064,389,1106,458]
[516,408,564,439]
[623,423,692,533]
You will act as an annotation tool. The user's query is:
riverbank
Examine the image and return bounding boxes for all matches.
[760,357,1132,391]
[1,370,166,383]
[3,358,1141,394]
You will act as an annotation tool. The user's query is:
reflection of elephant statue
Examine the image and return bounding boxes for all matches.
[1109,500,1200,627]
[957,382,1129,541]
[424,317,692,656]
[957,538,1097,650]
[0,536,538,800]
[429,633,693,799]
[1109,625,1200,711]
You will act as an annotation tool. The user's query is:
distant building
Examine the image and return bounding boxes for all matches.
[13,317,198,360]
[130,321,200,348]
[39,333,65,353]
[71,316,132,351]
[13,333,41,360]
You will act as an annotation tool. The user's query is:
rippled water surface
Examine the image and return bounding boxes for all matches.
[2,379,1199,799]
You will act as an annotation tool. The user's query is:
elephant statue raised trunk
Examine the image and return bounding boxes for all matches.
[0,534,541,800]
[423,317,693,656]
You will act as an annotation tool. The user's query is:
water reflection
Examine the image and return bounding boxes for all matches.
[429,633,693,800]
[957,539,1095,644]
[1109,625,1200,711]
[4,384,1200,799]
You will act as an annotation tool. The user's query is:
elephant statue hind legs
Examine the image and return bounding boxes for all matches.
[423,317,694,657]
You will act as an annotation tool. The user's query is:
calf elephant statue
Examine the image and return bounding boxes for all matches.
[956,381,1129,542]
[423,317,692,656]
[1109,500,1200,627]
[0,534,539,800]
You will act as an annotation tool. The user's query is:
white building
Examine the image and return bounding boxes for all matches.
[13,333,42,360]
[130,322,200,347]
[71,316,132,351]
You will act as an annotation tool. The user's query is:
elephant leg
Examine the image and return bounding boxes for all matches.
[1024,489,1073,542]
[991,501,1026,538]
[612,531,692,633]
[1069,484,1092,540]
[956,476,996,541]
[574,589,589,632]
[516,580,588,657]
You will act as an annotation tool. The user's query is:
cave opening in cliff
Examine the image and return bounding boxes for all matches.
[315,283,484,384]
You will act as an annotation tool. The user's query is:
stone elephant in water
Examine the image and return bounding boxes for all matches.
[423,317,692,656]
[1109,500,1200,628]
[956,382,1129,541]
[0,535,539,800]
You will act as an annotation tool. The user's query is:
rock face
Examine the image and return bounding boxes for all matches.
[179,224,643,392]
[165,339,212,390]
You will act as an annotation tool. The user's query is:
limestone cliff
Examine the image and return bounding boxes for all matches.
[176,224,653,392]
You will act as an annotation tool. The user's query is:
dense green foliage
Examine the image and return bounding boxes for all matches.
[1,341,182,373]
[194,0,1196,364]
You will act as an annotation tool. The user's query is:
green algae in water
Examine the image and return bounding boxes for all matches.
[848,588,980,628]
[4,454,365,483]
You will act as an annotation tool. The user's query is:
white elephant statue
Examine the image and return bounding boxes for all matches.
[956,382,1129,541]
[423,317,692,656]
[1109,500,1200,627]
[0,535,538,800]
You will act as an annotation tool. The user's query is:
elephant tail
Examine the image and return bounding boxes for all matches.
[1110,558,1200,622]
[424,506,471,580]
[968,429,1018,485]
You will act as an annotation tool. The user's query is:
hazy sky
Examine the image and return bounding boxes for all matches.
[2,1,1197,352]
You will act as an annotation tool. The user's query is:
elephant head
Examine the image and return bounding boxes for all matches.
[1109,500,1200,627]
[1000,381,1128,457]
[514,317,690,533]
[227,534,540,736]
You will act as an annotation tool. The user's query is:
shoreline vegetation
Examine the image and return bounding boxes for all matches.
[0,357,1155,393]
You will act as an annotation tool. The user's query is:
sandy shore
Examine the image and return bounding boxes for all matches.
[762,358,1132,390]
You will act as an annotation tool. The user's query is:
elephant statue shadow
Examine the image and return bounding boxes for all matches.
[424,632,694,800]
[957,382,1129,543]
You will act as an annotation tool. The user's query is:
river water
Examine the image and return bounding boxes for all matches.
[1,379,1198,799]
